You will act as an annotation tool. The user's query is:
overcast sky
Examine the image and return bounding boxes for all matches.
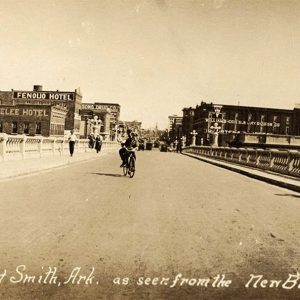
[1,0,300,128]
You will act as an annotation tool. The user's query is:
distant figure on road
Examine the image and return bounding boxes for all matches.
[174,139,179,152]
[68,130,77,157]
[176,139,182,153]
[88,134,95,149]
[95,134,103,153]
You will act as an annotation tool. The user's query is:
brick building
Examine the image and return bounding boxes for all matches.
[0,85,82,136]
[79,102,120,139]
[182,107,195,146]
[190,101,300,147]
[0,104,67,136]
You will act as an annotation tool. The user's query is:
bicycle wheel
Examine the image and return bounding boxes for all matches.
[128,157,135,178]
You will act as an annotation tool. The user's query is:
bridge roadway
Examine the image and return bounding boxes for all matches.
[0,150,299,300]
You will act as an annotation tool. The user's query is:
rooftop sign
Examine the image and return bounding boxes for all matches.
[81,103,120,112]
[13,91,74,101]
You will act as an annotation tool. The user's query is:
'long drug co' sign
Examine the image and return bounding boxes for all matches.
[13,91,74,101]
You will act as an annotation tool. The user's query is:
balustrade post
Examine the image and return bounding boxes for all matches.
[287,150,296,173]
[246,152,250,164]
[52,138,56,155]
[0,133,8,161]
[256,150,262,167]
[270,150,276,168]
[238,149,242,162]
[60,139,64,156]
[20,135,27,159]
[75,140,78,153]
[246,149,253,164]
[224,148,228,160]
[38,137,44,158]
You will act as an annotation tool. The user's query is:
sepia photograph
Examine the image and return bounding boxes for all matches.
[0,0,300,299]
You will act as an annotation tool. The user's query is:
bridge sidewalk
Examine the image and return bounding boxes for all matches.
[0,149,113,180]
[183,152,300,193]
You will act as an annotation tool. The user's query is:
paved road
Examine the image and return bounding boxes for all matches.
[0,150,300,299]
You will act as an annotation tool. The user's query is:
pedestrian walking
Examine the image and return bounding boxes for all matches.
[95,134,103,153]
[88,134,95,149]
[178,139,182,153]
[175,139,179,153]
[68,130,77,157]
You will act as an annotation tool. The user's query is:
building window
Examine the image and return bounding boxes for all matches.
[286,127,290,135]
[273,116,279,134]
[36,122,41,134]
[24,122,29,134]
[286,116,290,125]
[12,122,18,134]
[0,122,2,133]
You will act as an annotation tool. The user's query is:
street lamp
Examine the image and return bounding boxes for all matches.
[90,115,102,137]
[181,135,186,148]
[210,122,221,147]
[190,129,198,146]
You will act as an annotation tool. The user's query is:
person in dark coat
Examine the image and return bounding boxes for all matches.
[88,135,95,149]
[119,130,137,167]
[95,134,103,153]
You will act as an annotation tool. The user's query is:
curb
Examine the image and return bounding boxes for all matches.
[182,152,300,193]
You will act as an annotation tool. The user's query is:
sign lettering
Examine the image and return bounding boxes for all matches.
[0,108,48,117]
[81,103,119,112]
[205,118,280,127]
[13,91,74,101]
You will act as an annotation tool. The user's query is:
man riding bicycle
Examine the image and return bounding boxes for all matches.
[119,129,137,167]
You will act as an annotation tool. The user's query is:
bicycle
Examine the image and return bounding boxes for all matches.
[123,147,136,178]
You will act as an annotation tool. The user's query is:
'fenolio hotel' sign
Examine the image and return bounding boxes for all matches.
[13,91,74,101]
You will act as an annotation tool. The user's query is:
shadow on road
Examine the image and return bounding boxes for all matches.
[91,172,124,178]
[274,193,300,198]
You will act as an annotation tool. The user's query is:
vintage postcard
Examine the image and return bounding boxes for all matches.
[0,1,300,299]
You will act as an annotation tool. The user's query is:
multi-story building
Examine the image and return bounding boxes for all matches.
[168,115,183,140]
[79,102,120,139]
[182,107,195,146]
[0,85,80,136]
[168,115,183,131]
[192,101,300,147]
[0,104,67,136]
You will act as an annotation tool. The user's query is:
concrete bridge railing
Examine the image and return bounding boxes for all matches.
[183,146,300,178]
[0,133,119,161]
